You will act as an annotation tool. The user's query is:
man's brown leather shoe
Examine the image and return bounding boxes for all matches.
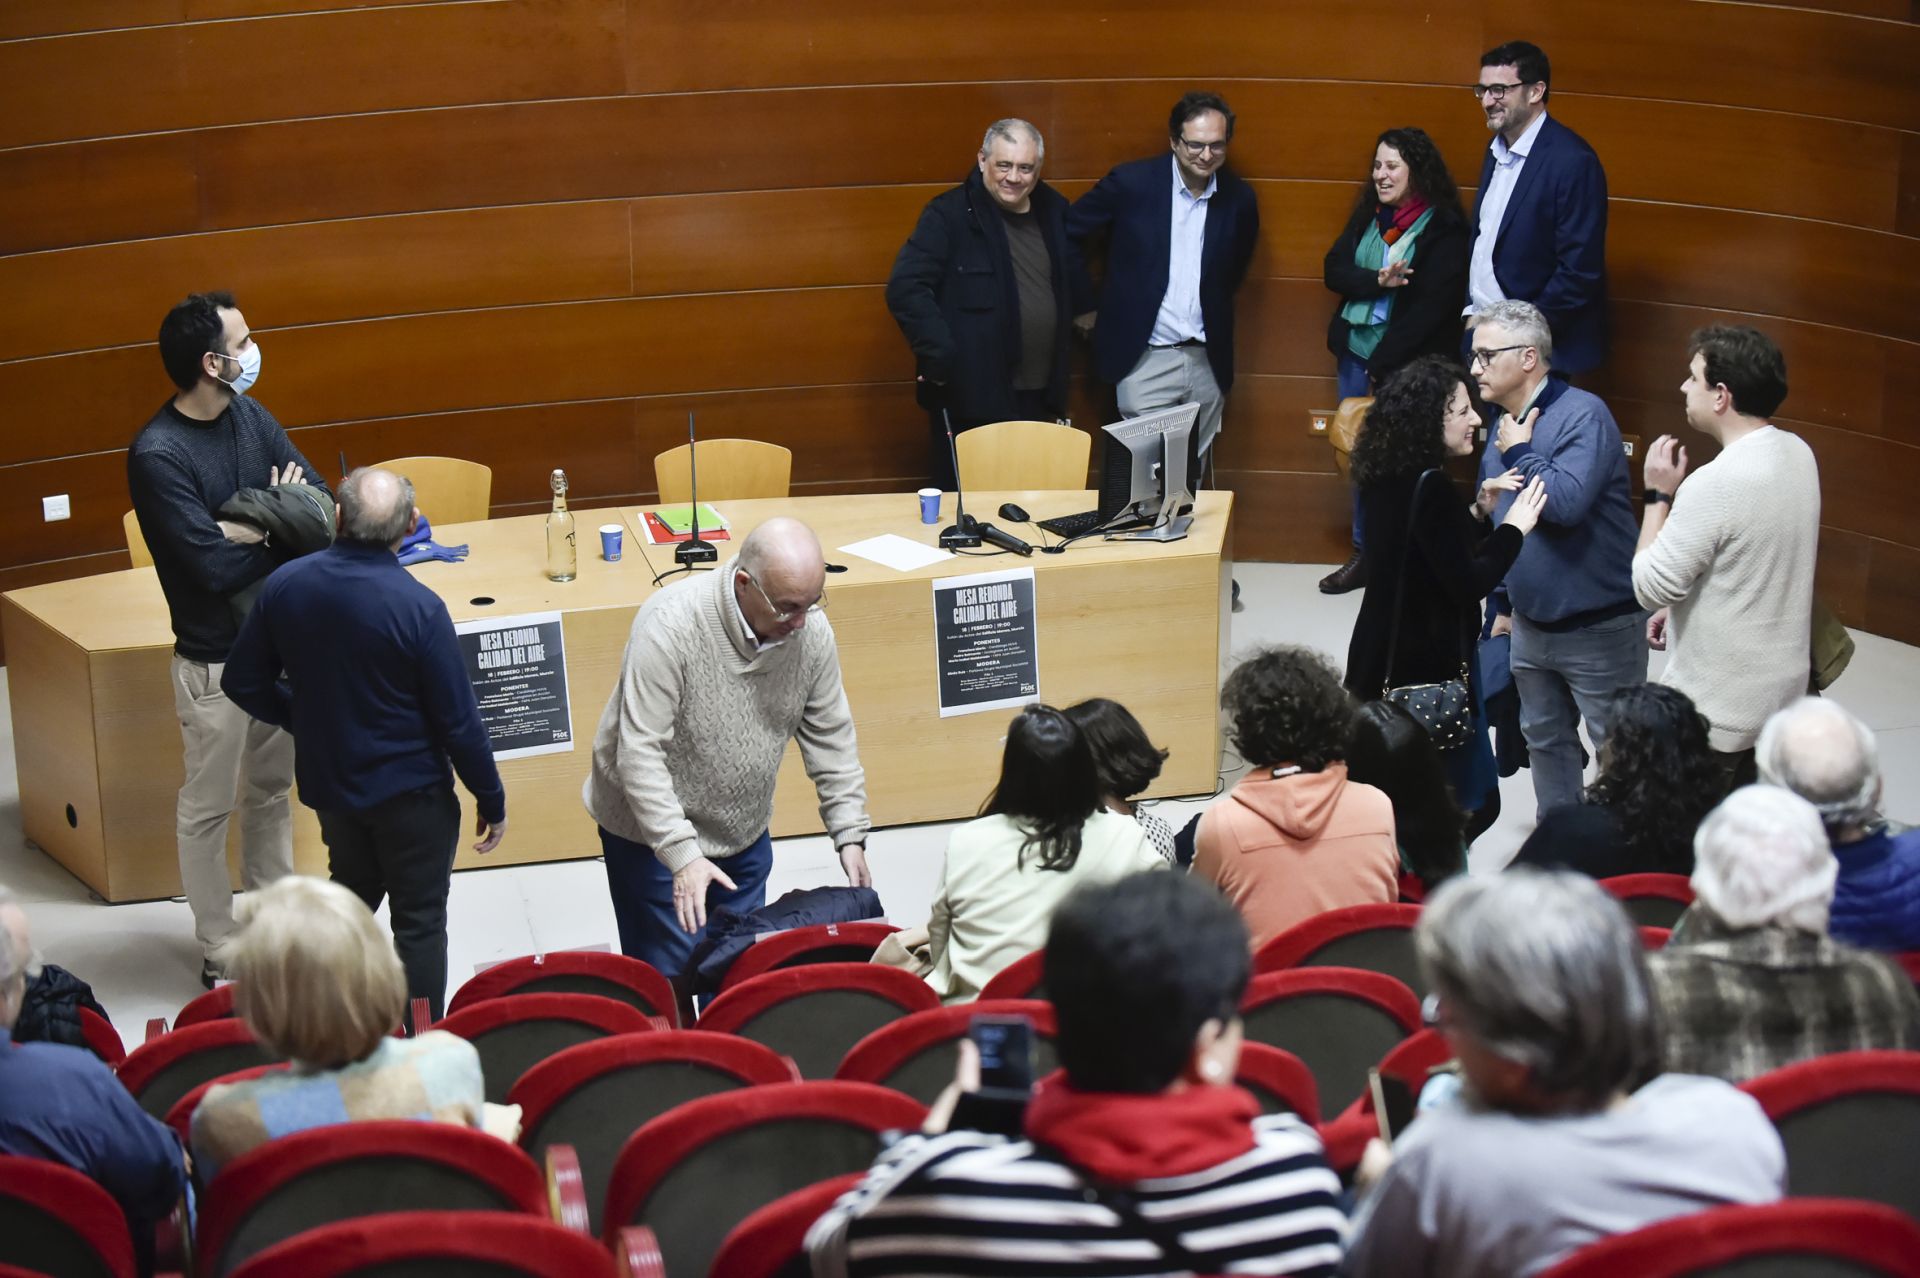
[1318,550,1368,595]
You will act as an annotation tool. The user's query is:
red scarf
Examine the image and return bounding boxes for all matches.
[1377,196,1431,247]
[1023,1070,1261,1183]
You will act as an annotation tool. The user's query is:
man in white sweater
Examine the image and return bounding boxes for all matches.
[1633,326,1819,783]
[582,518,872,979]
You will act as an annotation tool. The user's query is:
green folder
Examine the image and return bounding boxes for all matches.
[653,503,728,534]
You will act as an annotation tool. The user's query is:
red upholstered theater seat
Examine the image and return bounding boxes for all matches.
[1318,1026,1452,1172]
[78,1007,126,1066]
[1535,1198,1920,1278]
[1253,902,1426,995]
[1233,1041,1322,1127]
[0,1153,138,1278]
[1739,1049,1920,1219]
[720,922,903,992]
[695,963,938,1079]
[447,951,680,1026]
[195,1120,549,1278]
[710,1173,863,1278]
[1598,873,1696,929]
[601,1080,926,1276]
[225,1210,619,1278]
[976,948,1046,1001]
[1237,968,1420,1116]
[116,1018,278,1119]
[163,1062,289,1147]
[173,982,238,1029]
[835,999,1058,1104]
[509,1029,797,1235]
[434,991,659,1104]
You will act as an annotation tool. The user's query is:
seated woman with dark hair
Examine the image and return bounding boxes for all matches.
[1064,697,1175,863]
[924,705,1163,1002]
[1344,869,1783,1277]
[811,872,1344,1277]
[1194,645,1399,948]
[1348,700,1467,896]
[1511,682,1727,878]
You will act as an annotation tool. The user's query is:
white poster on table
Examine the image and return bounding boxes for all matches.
[932,567,1040,718]
[452,610,573,759]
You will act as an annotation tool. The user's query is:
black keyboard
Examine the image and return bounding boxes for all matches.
[1036,509,1107,537]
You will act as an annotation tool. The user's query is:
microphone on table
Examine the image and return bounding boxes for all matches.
[974,522,1033,556]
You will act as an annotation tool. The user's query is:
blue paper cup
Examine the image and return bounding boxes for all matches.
[918,487,941,524]
[599,524,624,561]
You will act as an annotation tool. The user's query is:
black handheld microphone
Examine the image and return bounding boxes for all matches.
[975,522,1033,556]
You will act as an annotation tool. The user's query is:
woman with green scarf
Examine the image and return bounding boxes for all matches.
[1319,127,1471,596]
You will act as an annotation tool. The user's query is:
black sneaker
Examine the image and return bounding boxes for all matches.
[200,959,226,990]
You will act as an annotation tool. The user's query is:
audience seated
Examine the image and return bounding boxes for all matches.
[1064,697,1177,863]
[0,886,186,1267]
[190,877,485,1181]
[924,706,1163,1003]
[1757,697,1920,952]
[1194,646,1397,948]
[1343,869,1784,1277]
[810,871,1344,1277]
[1512,683,1726,878]
[1648,786,1919,1083]
[1347,700,1467,894]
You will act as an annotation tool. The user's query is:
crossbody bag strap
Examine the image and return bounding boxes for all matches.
[1380,468,1442,696]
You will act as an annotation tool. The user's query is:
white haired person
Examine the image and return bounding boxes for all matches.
[1757,697,1920,952]
[190,876,484,1181]
[1647,785,1919,1084]
[1344,869,1783,1277]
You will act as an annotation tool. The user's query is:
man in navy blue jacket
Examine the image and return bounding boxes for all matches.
[887,119,1084,490]
[1067,92,1260,483]
[223,468,506,1019]
[1466,41,1609,376]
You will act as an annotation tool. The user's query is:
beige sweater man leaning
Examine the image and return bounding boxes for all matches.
[582,517,872,981]
[1633,325,1819,785]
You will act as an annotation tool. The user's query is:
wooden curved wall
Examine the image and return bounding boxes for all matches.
[3,0,1917,656]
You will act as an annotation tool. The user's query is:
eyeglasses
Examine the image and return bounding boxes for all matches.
[741,570,825,624]
[1470,80,1534,100]
[1176,136,1228,156]
[1468,343,1530,370]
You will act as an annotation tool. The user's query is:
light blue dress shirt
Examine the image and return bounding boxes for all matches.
[1148,154,1215,346]
[1466,110,1549,314]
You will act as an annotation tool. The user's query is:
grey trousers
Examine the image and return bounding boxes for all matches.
[1510,610,1649,819]
[1117,344,1226,464]
[170,654,294,956]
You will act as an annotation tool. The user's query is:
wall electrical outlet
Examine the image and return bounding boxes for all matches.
[42,494,71,522]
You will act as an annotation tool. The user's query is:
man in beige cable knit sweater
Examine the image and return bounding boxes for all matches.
[583,517,872,979]
[1633,326,1819,787]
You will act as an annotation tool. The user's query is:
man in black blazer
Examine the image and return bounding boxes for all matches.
[1466,41,1609,376]
[886,119,1084,490]
[1066,92,1261,484]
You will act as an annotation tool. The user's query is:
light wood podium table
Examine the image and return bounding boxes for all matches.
[2,490,1232,902]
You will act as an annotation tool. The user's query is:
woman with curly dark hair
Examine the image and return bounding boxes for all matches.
[1194,645,1400,948]
[1349,700,1467,895]
[1512,683,1728,877]
[1318,127,1473,595]
[1344,358,1546,841]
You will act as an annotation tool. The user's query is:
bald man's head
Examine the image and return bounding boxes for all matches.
[338,467,418,548]
[1757,697,1882,833]
[732,518,827,644]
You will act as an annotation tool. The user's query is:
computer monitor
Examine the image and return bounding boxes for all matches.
[1094,400,1200,542]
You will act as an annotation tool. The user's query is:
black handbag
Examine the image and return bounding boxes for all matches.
[1380,469,1474,750]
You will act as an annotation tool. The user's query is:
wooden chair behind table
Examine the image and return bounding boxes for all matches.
[653,439,792,504]
[367,455,493,524]
[954,419,1091,492]
[123,509,154,569]
[1317,397,1373,482]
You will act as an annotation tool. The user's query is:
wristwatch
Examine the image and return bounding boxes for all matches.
[1643,489,1672,505]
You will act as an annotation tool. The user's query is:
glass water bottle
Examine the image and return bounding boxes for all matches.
[546,468,577,582]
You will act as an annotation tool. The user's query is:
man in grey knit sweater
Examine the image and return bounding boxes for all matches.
[582,518,872,979]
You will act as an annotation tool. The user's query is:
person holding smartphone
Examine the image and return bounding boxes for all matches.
[809,872,1344,1277]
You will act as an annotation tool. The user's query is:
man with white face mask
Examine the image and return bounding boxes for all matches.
[129,290,329,988]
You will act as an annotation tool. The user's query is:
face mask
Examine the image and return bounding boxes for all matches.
[209,342,263,395]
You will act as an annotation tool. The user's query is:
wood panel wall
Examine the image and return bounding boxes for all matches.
[3,0,1917,658]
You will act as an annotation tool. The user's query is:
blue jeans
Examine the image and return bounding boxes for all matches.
[1337,354,1371,548]
[1510,610,1649,819]
[598,826,773,980]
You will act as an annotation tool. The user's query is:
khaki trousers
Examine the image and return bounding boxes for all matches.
[170,654,295,956]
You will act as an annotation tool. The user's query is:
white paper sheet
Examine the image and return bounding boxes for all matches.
[838,533,953,572]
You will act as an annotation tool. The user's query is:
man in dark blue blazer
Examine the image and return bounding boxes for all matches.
[1066,92,1260,482]
[1466,41,1609,376]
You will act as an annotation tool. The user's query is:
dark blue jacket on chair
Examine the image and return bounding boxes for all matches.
[1065,154,1261,392]
[1469,114,1609,375]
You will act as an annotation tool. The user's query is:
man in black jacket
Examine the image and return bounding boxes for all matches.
[886,119,1083,490]
[128,291,328,988]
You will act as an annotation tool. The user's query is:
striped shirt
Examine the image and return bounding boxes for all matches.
[808,1113,1344,1277]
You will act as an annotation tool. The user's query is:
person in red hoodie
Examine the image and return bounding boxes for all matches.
[1195,645,1400,949]
[808,871,1344,1276]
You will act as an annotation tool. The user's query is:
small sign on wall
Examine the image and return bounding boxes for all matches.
[453,610,573,759]
[932,567,1040,718]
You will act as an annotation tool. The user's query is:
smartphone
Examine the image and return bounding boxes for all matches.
[1368,1068,1417,1143]
[969,1014,1035,1099]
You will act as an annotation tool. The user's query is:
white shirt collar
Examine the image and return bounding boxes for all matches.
[1170,153,1217,202]
[1491,109,1548,166]
[728,572,783,653]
